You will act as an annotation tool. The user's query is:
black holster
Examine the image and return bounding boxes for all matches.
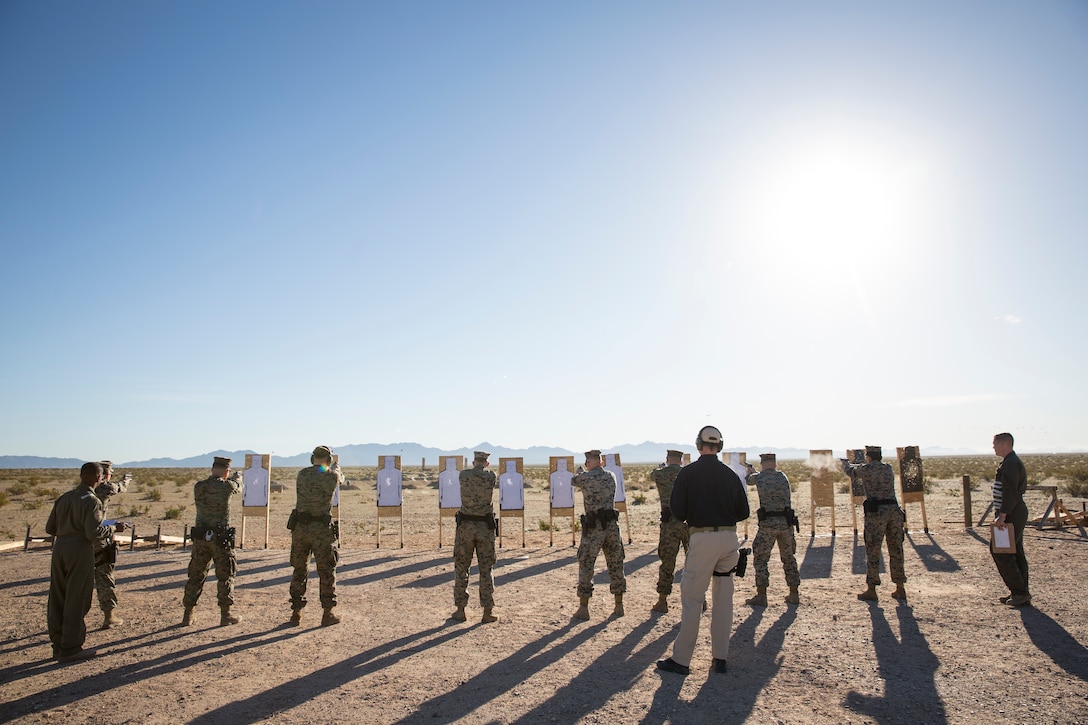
[660,507,673,524]
[287,509,298,530]
[582,508,618,531]
[192,524,235,549]
[713,547,751,578]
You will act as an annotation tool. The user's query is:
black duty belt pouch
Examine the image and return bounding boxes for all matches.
[757,508,787,522]
[218,526,236,549]
[99,541,118,565]
[863,498,898,514]
[331,520,340,541]
[287,510,298,530]
[660,507,673,524]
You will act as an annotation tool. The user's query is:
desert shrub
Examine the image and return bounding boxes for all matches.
[163,506,185,520]
[127,506,147,517]
[1061,478,1088,496]
[8,483,29,496]
[22,500,43,510]
[538,519,556,531]
[836,481,851,494]
[0,491,8,507]
[632,492,647,505]
[147,489,163,502]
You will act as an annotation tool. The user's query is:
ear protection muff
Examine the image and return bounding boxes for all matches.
[696,425,724,452]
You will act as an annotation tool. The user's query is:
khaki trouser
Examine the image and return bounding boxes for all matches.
[670,529,739,667]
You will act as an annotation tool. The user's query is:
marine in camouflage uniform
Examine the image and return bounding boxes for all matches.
[651,450,688,613]
[93,461,129,628]
[289,445,344,626]
[573,450,625,620]
[842,445,906,601]
[46,462,115,662]
[182,456,242,626]
[745,453,800,607]
[452,451,499,623]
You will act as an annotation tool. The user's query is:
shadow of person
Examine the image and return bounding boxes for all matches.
[843,602,948,724]
[511,617,678,724]
[906,532,962,573]
[799,535,834,579]
[1019,607,1088,682]
[685,606,797,721]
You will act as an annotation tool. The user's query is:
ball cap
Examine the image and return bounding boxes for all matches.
[698,426,723,444]
[213,456,232,468]
[759,453,776,463]
[666,449,684,459]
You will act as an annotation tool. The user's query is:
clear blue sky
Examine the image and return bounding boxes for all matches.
[2,1,1085,461]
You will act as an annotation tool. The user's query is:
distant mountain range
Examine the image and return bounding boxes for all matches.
[0,442,1057,469]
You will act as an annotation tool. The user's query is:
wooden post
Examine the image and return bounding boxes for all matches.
[962,475,972,529]
[156,524,162,550]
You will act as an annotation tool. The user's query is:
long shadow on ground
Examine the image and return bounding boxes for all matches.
[843,603,947,724]
[391,620,610,724]
[0,627,298,724]
[799,536,834,579]
[906,533,961,573]
[1019,606,1088,682]
[682,605,798,722]
[512,617,679,724]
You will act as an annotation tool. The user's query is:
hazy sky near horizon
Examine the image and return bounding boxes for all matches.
[2,2,1086,461]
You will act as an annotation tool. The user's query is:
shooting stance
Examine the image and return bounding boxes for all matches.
[288,445,344,626]
[745,453,800,606]
[182,456,242,626]
[572,449,626,620]
[842,445,907,602]
[452,451,499,623]
[651,449,688,613]
[93,460,130,628]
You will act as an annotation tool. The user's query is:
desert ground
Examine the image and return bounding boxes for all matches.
[1,457,1086,724]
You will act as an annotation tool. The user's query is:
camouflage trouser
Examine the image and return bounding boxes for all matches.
[864,507,906,585]
[290,522,339,610]
[453,520,496,608]
[751,520,800,588]
[656,519,689,595]
[577,520,626,598]
[93,544,118,612]
[183,539,237,608]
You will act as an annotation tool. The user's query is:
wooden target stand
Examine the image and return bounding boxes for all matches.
[375,455,403,548]
[846,448,867,534]
[437,455,465,548]
[549,456,577,547]
[725,452,749,540]
[498,457,526,548]
[896,446,929,534]
[809,449,837,536]
[603,453,632,544]
[240,453,272,549]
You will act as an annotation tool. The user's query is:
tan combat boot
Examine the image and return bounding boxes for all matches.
[321,608,341,626]
[574,596,590,621]
[481,607,497,624]
[785,586,800,605]
[220,607,240,626]
[451,606,467,622]
[651,593,669,614]
[102,610,124,629]
[857,585,878,601]
[891,584,907,601]
[181,607,194,626]
[745,586,768,607]
[613,593,625,617]
[289,609,302,627]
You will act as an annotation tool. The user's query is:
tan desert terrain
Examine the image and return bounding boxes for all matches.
[1,458,1086,724]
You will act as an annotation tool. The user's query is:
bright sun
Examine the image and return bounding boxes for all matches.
[733,126,936,276]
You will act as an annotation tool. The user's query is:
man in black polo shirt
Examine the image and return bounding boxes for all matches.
[991,432,1030,607]
[657,425,750,676]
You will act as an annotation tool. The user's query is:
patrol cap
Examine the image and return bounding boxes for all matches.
[213,456,232,468]
[312,445,333,460]
[759,453,776,463]
[584,449,602,461]
[473,450,490,464]
[100,460,113,469]
[666,449,683,459]
[865,445,881,457]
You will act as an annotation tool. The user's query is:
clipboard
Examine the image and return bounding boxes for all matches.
[990,523,1016,553]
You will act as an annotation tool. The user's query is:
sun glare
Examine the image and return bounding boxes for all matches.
[734,128,936,277]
